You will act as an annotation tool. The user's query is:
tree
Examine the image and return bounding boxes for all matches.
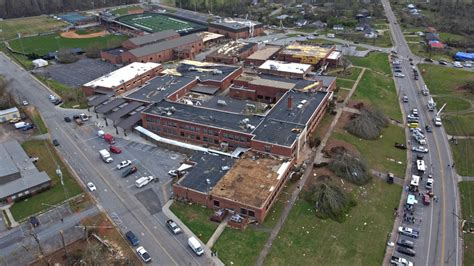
[345,107,388,140]
[307,183,356,222]
[329,150,371,186]
[85,44,101,58]
[56,49,79,64]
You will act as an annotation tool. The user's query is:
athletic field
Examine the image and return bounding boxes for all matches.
[115,13,206,34]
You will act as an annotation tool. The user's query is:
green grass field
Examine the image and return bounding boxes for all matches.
[265,178,401,265]
[0,16,67,41]
[170,201,218,243]
[334,67,362,81]
[451,140,474,176]
[332,124,407,177]
[351,69,402,120]
[337,78,355,89]
[459,181,474,266]
[112,5,143,16]
[8,33,128,56]
[349,52,392,76]
[10,140,83,221]
[116,13,206,33]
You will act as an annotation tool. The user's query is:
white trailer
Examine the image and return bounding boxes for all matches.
[427,97,436,111]
[416,159,426,172]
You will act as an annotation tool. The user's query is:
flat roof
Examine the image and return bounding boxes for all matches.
[0,107,19,116]
[174,60,241,82]
[124,75,196,103]
[258,60,312,74]
[327,50,342,60]
[178,152,235,193]
[258,74,317,90]
[129,34,201,58]
[190,84,220,95]
[200,95,263,114]
[280,44,332,59]
[0,141,50,199]
[95,98,126,114]
[0,143,19,179]
[127,30,179,46]
[246,45,281,61]
[313,75,337,90]
[199,31,225,43]
[143,100,264,134]
[209,18,262,31]
[249,78,295,90]
[106,101,144,122]
[116,112,143,129]
[210,151,291,208]
[252,90,329,146]
[208,41,255,58]
[84,62,161,89]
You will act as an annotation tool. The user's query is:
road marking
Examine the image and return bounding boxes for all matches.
[53,120,179,266]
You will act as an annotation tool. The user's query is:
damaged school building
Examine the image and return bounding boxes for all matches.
[84,44,337,223]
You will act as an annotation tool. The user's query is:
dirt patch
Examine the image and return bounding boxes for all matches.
[60,30,109,39]
[0,120,35,143]
[334,111,353,131]
[324,139,360,157]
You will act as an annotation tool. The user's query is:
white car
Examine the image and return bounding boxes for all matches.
[136,246,151,263]
[87,182,96,192]
[394,73,405,78]
[412,146,429,153]
[464,63,472,68]
[434,117,442,127]
[22,100,29,106]
[117,160,132,170]
[426,178,434,190]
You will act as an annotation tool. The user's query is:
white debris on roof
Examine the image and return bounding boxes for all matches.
[258,60,312,74]
[84,62,161,89]
[327,50,342,60]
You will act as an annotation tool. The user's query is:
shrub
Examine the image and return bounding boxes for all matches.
[346,107,388,140]
[329,151,371,186]
[306,183,356,222]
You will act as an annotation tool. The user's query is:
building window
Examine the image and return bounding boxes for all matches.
[248,210,255,217]
[264,145,271,152]
[240,208,248,215]
[180,132,185,137]
[214,200,220,207]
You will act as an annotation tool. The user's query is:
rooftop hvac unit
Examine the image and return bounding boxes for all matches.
[241,118,250,124]
[246,124,256,130]
[206,178,211,184]
[300,99,308,104]
[217,100,227,106]
[213,69,223,75]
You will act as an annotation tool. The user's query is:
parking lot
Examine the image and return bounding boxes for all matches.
[34,58,118,88]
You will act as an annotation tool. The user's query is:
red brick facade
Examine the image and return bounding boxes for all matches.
[208,25,264,40]
[121,41,203,64]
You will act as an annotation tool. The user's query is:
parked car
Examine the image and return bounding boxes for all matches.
[21,124,34,131]
[402,95,409,103]
[438,60,448,65]
[125,231,139,246]
[168,170,186,177]
[426,178,434,190]
[397,246,416,257]
[425,125,433,133]
[117,160,132,170]
[136,246,151,263]
[52,98,63,105]
[394,73,405,78]
[52,139,59,146]
[122,166,137,178]
[87,182,96,192]
[423,194,431,205]
[434,117,442,127]
[64,116,71,122]
[166,219,182,234]
[424,58,433,62]
[394,69,402,73]
[22,100,29,106]
[398,226,419,238]
[109,145,122,154]
[397,239,415,249]
[412,146,429,153]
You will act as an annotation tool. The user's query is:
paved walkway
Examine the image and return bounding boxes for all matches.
[459,175,474,182]
[162,200,224,266]
[447,135,474,140]
[206,217,228,248]
[256,68,367,266]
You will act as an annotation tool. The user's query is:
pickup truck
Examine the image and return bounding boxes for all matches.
[398,226,419,238]
[135,176,154,188]
[166,219,182,234]
[74,117,84,126]
[390,256,413,266]
[122,166,137,178]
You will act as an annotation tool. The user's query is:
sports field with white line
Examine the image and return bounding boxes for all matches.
[115,13,206,34]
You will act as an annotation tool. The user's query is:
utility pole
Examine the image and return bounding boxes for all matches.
[60,230,69,257]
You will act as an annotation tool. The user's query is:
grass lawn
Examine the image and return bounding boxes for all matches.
[0,16,67,41]
[444,114,474,136]
[420,64,474,96]
[265,178,402,265]
[351,69,402,120]
[296,27,317,33]
[450,140,474,176]
[35,75,88,109]
[408,43,452,62]
[332,124,407,177]
[8,33,128,56]
[339,32,392,48]
[459,181,474,266]
[432,96,471,113]
[349,53,391,76]
[214,227,269,266]
[170,201,218,243]
[24,107,48,135]
[112,5,143,16]
[10,140,83,221]
[337,78,355,89]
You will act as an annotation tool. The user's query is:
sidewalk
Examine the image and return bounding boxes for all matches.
[206,217,228,248]
[162,200,224,266]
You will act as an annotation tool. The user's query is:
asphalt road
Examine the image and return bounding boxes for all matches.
[381,1,462,265]
[0,53,211,265]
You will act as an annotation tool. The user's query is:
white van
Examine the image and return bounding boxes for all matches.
[188,237,204,256]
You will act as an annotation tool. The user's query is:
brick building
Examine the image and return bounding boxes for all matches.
[122,30,180,49]
[205,41,257,64]
[208,18,264,40]
[244,45,282,67]
[82,62,163,96]
[257,60,313,79]
[277,44,335,67]
[173,151,293,223]
[121,34,204,64]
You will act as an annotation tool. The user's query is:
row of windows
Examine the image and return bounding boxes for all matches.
[180,124,200,133]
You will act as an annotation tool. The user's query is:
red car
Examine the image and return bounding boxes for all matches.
[423,194,431,205]
[109,145,122,154]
